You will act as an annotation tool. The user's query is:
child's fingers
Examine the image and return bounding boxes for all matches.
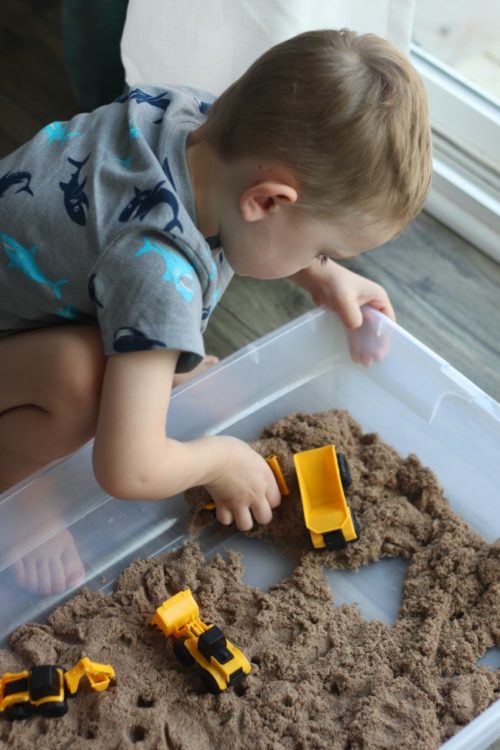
[233,506,254,532]
[251,500,273,526]
[216,506,234,526]
[333,298,364,330]
[266,476,282,508]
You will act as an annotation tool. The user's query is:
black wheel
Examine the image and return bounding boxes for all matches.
[351,510,361,542]
[336,452,351,492]
[173,639,195,667]
[322,529,347,551]
[39,700,68,719]
[199,668,223,695]
[5,702,31,721]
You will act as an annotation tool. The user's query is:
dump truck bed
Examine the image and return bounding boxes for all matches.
[293,445,358,549]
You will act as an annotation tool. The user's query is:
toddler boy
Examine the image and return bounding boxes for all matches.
[0,30,431,574]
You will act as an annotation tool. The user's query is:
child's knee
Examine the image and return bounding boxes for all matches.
[51,327,104,447]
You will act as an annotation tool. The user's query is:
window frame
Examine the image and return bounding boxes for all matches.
[410,45,500,262]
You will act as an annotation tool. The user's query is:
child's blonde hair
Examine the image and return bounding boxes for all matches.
[205,29,432,230]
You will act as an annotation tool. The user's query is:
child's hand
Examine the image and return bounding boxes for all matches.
[347,304,392,366]
[308,261,395,330]
[204,437,282,531]
[290,260,395,364]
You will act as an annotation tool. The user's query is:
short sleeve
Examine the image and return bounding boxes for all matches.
[91,231,205,372]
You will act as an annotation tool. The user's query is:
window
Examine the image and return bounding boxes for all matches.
[411,0,500,261]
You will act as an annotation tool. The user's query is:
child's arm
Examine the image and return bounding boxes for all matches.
[290,259,395,329]
[92,349,281,530]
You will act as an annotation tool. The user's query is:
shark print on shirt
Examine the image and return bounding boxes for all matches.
[59,154,90,226]
[115,88,171,124]
[0,85,230,365]
[119,180,183,234]
[42,121,81,144]
[134,237,195,302]
[0,171,34,198]
[0,232,68,300]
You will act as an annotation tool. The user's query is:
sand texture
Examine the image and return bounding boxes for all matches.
[0,410,499,749]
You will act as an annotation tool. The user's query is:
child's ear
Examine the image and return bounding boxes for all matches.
[240,181,298,222]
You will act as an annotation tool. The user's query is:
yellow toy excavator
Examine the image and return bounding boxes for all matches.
[0,657,115,721]
[151,590,251,694]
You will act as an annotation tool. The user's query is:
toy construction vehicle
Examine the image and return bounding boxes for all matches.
[292,445,360,551]
[0,657,115,721]
[151,590,251,694]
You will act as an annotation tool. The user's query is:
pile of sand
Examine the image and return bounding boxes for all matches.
[1,411,498,749]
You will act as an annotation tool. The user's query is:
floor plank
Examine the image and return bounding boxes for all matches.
[1,0,499,403]
[206,211,500,401]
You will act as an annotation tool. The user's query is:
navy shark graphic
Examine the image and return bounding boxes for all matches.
[0,170,34,198]
[113,327,166,353]
[119,180,183,234]
[59,154,90,226]
[88,272,103,308]
[115,88,171,123]
[161,157,176,190]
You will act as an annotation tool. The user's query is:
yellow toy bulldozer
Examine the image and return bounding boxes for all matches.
[151,590,251,694]
[0,657,115,721]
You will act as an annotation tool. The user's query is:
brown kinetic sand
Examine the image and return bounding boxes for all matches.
[0,410,499,749]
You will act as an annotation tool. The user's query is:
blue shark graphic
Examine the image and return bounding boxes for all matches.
[135,238,195,302]
[0,170,34,198]
[113,155,134,169]
[56,305,93,322]
[119,180,183,234]
[0,232,68,300]
[115,88,171,123]
[59,154,90,226]
[113,327,166,353]
[42,121,80,144]
[208,258,217,281]
[200,238,219,280]
[113,124,141,169]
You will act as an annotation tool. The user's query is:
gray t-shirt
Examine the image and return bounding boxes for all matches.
[0,86,233,371]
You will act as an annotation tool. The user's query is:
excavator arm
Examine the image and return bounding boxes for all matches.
[64,657,115,695]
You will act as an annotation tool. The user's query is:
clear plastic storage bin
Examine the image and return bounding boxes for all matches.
[0,308,499,750]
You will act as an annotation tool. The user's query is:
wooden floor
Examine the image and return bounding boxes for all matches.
[1,0,499,402]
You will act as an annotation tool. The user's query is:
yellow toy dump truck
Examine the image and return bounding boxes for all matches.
[0,656,115,721]
[293,445,360,551]
[151,590,251,694]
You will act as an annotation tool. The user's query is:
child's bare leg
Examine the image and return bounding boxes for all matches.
[0,325,104,595]
[0,324,104,491]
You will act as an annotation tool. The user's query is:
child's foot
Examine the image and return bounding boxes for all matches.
[11,527,85,596]
[173,355,219,386]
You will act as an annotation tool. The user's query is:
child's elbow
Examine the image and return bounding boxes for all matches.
[93,452,161,500]
[93,462,137,500]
